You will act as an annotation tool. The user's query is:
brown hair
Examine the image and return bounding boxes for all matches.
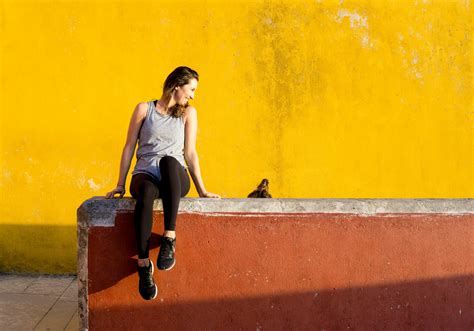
[162,66,199,118]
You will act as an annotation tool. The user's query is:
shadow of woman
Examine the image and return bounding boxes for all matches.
[88,212,165,295]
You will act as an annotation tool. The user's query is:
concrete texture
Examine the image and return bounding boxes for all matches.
[78,197,474,227]
[0,274,78,330]
[78,198,473,330]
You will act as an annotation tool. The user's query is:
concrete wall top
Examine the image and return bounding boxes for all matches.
[78,197,474,227]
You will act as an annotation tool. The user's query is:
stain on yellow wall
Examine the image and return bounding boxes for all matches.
[0,0,471,272]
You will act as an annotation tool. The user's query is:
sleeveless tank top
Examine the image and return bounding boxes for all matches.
[132,100,186,181]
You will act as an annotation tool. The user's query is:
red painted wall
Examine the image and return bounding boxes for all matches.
[88,212,473,329]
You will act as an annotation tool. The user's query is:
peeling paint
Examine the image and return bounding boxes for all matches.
[87,178,101,191]
[335,9,368,29]
[335,8,373,48]
[398,33,424,82]
[77,173,86,189]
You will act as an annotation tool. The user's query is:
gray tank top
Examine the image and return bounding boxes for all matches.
[132,100,186,181]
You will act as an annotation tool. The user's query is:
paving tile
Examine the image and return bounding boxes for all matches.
[60,277,78,302]
[0,274,38,293]
[64,309,79,331]
[35,298,78,330]
[25,275,74,296]
[0,292,57,330]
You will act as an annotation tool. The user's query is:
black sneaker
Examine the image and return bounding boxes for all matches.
[157,236,176,270]
[137,260,158,300]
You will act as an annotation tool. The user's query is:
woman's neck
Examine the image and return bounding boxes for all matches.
[158,96,176,108]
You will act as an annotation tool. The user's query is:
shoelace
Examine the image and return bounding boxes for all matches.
[138,265,153,287]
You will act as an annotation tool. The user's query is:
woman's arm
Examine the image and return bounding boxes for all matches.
[184,106,220,198]
[105,102,148,198]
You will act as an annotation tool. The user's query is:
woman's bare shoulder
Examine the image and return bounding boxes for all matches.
[135,101,149,112]
[133,102,149,119]
[183,105,197,123]
[184,105,197,117]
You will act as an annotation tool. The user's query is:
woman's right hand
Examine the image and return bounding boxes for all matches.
[105,186,125,199]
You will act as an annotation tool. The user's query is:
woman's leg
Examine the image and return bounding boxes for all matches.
[157,156,190,270]
[129,173,160,300]
[158,156,190,232]
[130,173,160,260]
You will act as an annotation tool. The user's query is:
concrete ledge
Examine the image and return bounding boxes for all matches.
[78,197,473,227]
[77,198,473,330]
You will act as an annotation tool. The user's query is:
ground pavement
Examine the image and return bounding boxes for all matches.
[0,274,78,330]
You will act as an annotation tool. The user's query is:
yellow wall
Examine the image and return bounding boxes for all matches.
[0,0,472,273]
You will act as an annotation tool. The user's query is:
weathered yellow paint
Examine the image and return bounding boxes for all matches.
[0,0,471,273]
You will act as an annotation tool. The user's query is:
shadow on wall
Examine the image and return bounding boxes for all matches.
[0,224,76,274]
[89,228,163,295]
[91,275,473,329]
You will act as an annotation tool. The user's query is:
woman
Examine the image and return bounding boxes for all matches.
[105,66,220,300]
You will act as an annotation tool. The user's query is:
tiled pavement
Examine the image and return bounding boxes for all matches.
[0,274,78,330]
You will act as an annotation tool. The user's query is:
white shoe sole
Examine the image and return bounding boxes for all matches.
[158,258,176,271]
[150,261,158,299]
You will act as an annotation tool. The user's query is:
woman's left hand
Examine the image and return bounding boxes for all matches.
[200,191,221,198]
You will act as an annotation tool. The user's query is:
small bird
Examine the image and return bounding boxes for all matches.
[247,179,272,198]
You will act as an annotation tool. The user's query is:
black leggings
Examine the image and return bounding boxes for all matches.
[130,156,190,259]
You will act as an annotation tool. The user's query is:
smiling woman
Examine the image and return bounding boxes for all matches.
[105,66,220,301]
[158,67,198,117]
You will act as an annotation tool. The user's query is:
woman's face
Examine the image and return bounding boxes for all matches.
[174,78,198,106]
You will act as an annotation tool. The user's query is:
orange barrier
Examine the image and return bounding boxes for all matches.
[78,198,473,330]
